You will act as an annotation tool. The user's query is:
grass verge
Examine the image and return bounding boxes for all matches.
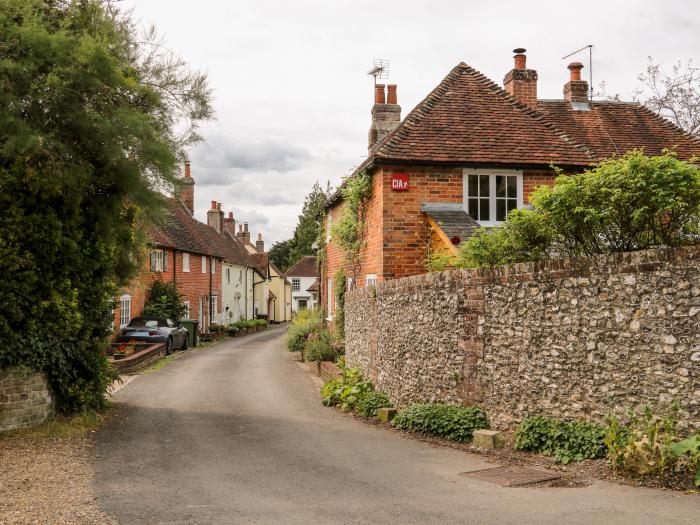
[1,410,106,440]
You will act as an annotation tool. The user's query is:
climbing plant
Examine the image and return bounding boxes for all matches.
[333,268,347,337]
[331,171,372,286]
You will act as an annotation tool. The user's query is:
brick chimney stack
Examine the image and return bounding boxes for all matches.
[223,211,236,237]
[236,222,251,245]
[256,233,265,253]
[503,48,538,108]
[564,62,589,103]
[368,83,401,152]
[217,202,224,233]
[181,160,195,215]
[207,200,221,232]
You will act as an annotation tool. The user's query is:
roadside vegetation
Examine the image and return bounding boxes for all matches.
[285,308,344,362]
[0,0,212,414]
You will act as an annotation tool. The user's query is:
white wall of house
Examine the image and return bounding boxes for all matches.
[289,276,318,313]
[221,262,251,324]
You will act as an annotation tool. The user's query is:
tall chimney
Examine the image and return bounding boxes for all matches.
[223,211,236,237]
[256,233,265,253]
[503,48,538,108]
[217,202,224,233]
[207,200,221,232]
[181,160,195,215]
[368,83,401,152]
[564,62,589,103]
[236,222,251,245]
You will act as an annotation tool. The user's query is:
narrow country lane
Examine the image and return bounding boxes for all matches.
[94,328,700,525]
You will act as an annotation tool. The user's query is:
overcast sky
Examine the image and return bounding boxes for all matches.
[124,0,698,245]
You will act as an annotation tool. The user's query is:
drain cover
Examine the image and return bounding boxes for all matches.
[460,466,561,487]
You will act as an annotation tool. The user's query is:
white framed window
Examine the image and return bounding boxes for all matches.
[201,255,207,273]
[347,276,355,291]
[151,249,166,272]
[212,258,216,274]
[326,212,333,242]
[119,295,131,328]
[292,278,301,292]
[366,274,377,287]
[463,169,523,226]
[183,301,190,320]
[326,278,333,319]
[183,253,190,272]
[210,295,218,319]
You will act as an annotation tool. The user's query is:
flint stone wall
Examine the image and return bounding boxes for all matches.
[0,367,54,432]
[344,246,700,430]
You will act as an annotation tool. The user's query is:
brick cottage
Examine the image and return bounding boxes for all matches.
[323,49,700,318]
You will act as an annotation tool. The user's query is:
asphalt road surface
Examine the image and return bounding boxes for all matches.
[94,327,700,524]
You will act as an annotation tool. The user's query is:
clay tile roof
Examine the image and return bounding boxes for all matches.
[372,62,593,167]
[148,199,220,256]
[286,255,318,278]
[248,252,269,278]
[538,101,700,161]
[421,203,481,245]
[306,280,319,292]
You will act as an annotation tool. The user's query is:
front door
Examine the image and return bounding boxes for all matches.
[298,299,308,311]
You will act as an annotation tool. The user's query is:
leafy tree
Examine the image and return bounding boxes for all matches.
[142,281,186,321]
[270,182,330,271]
[0,0,212,412]
[457,152,700,268]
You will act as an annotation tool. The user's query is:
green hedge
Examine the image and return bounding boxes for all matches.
[392,404,488,442]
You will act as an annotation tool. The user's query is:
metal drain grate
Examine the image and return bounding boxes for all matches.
[460,466,561,487]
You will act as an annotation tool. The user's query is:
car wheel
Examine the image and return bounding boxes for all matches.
[165,337,173,355]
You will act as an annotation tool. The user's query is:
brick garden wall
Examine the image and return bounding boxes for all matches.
[345,246,700,430]
[0,368,54,432]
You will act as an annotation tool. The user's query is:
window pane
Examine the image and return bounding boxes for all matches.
[507,199,517,214]
[496,200,506,221]
[507,176,517,198]
[480,198,490,221]
[479,175,489,197]
[468,175,478,197]
[496,175,506,197]
[468,198,478,220]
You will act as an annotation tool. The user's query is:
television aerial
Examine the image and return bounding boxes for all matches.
[562,44,594,100]
[367,59,390,86]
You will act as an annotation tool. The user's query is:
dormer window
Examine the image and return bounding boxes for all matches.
[463,169,523,226]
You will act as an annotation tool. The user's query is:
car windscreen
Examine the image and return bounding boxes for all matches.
[128,318,161,328]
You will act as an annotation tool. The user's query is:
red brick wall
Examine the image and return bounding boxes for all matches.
[323,165,558,310]
[114,248,223,332]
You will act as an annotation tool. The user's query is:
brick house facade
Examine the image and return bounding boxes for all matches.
[322,49,700,318]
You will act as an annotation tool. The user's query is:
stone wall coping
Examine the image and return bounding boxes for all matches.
[346,245,700,303]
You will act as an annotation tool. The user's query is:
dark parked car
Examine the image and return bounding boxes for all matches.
[115,316,188,354]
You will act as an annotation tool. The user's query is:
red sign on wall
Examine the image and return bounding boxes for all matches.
[391,172,409,191]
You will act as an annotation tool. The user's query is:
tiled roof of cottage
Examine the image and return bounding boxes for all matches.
[421,203,481,245]
[248,252,269,279]
[371,62,593,167]
[538,101,700,161]
[286,255,318,278]
[306,280,319,292]
[149,199,222,256]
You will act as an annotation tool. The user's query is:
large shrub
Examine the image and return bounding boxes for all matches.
[285,308,322,353]
[142,281,186,321]
[515,416,607,464]
[0,1,211,412]
[304,327,339,362]
[457,151,700,268]
[392,404,488,442]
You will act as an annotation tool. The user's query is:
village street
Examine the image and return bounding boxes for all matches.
[94,328,700,524]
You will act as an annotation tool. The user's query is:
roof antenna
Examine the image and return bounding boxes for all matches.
[562,45,594,100]
[367,58,390,87]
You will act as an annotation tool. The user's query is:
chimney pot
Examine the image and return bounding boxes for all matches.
[217,202,222,211]
[374,84,386,104]
[513,48,527,70]
[387,84,397,104]
[184,160,191,178]
[211,200,217,210]
[244,223,249,232]
[228,211,234,220]
[568,61,584,81]
[239,224,243,232]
